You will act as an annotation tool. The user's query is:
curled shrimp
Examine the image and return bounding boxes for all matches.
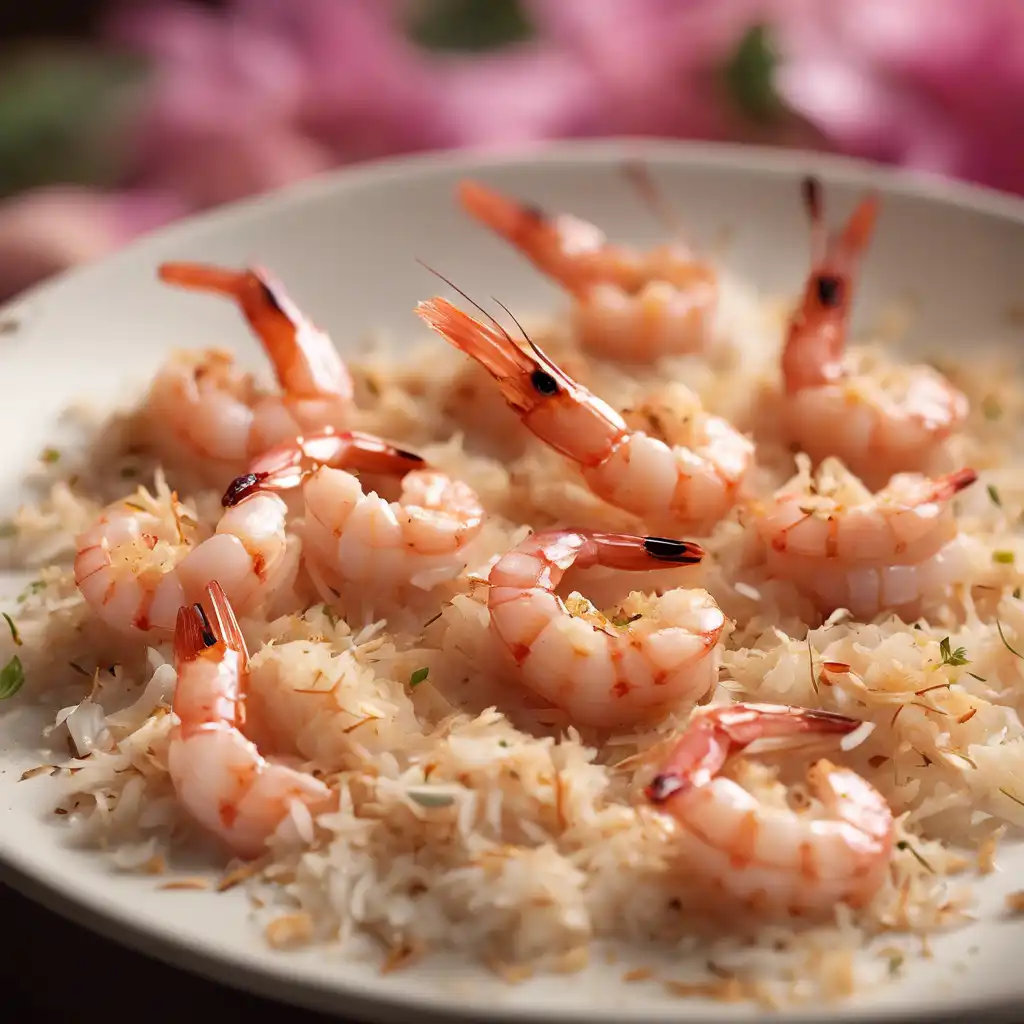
[646,702,894,919]
[488,530,724,728]
[458,167,716,361]
[169,581,333,858]
[782,178,968,487]
[74,478,297,639]
[751,456,978,620]
[143,262,353,483]
[417,294,753,535]
[224,429,484,598]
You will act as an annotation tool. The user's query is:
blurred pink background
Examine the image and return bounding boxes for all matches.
[1,0,1022,301]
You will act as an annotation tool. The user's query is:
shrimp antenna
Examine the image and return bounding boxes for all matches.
[801,176,827,263]
[491,296,558,369]
[416,258,513,343]
[623,159,686,240]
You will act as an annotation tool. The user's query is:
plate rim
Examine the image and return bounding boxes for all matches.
[3,137,1024,1023]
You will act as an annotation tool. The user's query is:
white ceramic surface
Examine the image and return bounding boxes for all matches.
[2,140,1024,1023]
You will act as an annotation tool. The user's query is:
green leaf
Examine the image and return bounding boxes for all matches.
[406,0,533,52]
[722,23,783,124]
[0,46,151,199]
[409,667,430,689]
[3,612,21,646]
[938,636,969,667]
[0,655,24,699]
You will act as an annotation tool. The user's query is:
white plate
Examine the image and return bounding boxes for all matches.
[2,140,1024,1023]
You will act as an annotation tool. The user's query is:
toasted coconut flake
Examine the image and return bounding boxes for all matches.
[552,946,589,974]
[265,912,314,950]
[486,957,534,985]
[158,877,210,891]
[218,862,261,892]
[977,827,1005,875]
[1005,891,1024,915]
[19,764,56,781]
[622,967,656,983]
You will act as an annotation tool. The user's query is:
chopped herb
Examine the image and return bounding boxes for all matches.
[406,788,456,808]
[409,667,429,689]
[422,610,444,629]
[0,655,24,699]
[498,740,509,748]
[2,612,21,646]
[982,394,1003,421]
[0,520,15,539]
[68,662,90,677]
[994,550,1016,565]
[1016,587,1023,600]
[611,613,642,628]
[999,787,1024,810]
[968,672,987,683]
[320,604,338,627]
[896,839,934,873]
[987,484,1002,508]
[39,447,60,464]
[887,952,904,976]
[939,637,969,667]
[997,619,1024,660]
[807,638,818,695]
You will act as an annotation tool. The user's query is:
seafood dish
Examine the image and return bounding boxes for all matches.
[4,166,1023,1008]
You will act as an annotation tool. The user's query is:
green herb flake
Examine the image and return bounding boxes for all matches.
[939,637,969,667]
[39,447,60,465]
[987,484,1003,508]
[320,604,338,627]
[994,550,1016,565]
[887,951,905,976]
[982,395,1003,421]
[498,740,509,748]
[999,786,1024,810]
[611,613,642,628]
[1016,587,1023,600]
[0,655,24,699]
[968,672,987,683]
[2,612,21,646]
[0,520,15,539]
[409,667,429,689]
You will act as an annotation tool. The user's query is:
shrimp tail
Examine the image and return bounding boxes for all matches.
[222,430,425,506]
[592,533,705,569]
[174,604,208,665]
[458,180,549,252]
[646,702,859,804]
[205,580,248,660]
[175,581,249,663]
[159,261,256,299]
[937,467,978,498]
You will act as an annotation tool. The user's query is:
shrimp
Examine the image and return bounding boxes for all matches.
[646,702,894,918]
[752,456,978,620]
[143,262,354,484]
[169,581,333,858]
[417,295,753,535]
[458,167,717,361]
[224,429,485,598]
[74,478,298,640]
[781,178,968,487]
[488,530,724,728]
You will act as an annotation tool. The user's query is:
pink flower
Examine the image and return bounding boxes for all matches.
[775,0,1024,193]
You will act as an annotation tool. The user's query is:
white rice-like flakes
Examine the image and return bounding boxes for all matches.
[4,271,1023,1005]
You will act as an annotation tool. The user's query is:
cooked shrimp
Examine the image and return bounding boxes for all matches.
[224,429,484,598]
[782,178,968,487]
[646,702,894,918]
[458,167,717,361]
[488,530,724,728]
[143,262,353,484]
[417,296,753,535]
[74,478,297,640]
[169,581,333,858]
[752,456,978,620]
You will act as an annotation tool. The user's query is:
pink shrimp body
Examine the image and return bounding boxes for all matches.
[781,179,968,487]
[459,174,717,361]
[417,297,753,535]
[753,457,978,620]
[646,702,894,919]
[75,481,298,639]
[169,581,333,859]
[224,429,484,597]
[144,262,354,483]
[488,530,724,728]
